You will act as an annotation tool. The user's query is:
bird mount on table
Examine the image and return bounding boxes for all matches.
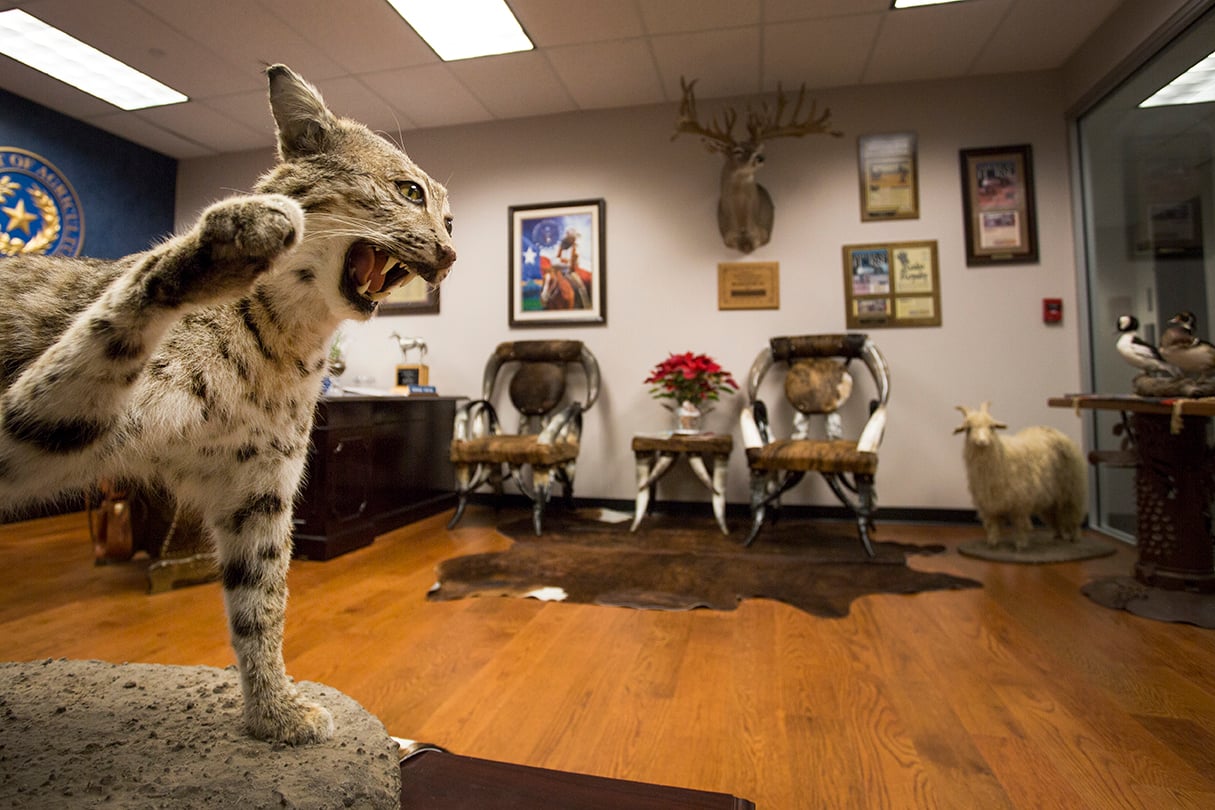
[1117,311,1215,397]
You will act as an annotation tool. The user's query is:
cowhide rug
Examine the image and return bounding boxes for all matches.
[429,513,981,618]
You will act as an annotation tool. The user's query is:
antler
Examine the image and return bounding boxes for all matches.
[745,83,841,142]
[671,76,739,154]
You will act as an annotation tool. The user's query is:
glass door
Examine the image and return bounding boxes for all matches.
[1077,8,1215,539]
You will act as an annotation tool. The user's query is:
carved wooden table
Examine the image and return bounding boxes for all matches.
[631,433,732,535]
[1049,395,1215,595]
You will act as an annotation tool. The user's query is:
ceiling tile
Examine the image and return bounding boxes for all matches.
[361,65,492,129]
[449,51,576,119]
[764,14,882,90]
[637,0,760,34]
[863,0,1011,85]
[973,0,1124,75]
[309,76,413,136]
[764,0,891,22]
[23,0,258,98]
[259,0,438,75]
[510,0,645,46]
[131,0,346,85]
[199,89,279,138]
[546,39,665,110]
[128,100,266,154]
[652,28,761,99]
[84,111,215,158]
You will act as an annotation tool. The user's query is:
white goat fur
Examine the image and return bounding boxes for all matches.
[954,402,1087,550]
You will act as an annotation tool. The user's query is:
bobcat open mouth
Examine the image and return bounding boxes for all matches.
[344,242,420,304]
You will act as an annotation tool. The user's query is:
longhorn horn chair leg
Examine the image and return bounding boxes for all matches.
[447,493,469,530]
[745,471,769,546]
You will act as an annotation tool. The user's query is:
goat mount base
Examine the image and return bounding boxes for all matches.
[957,534,1115,564]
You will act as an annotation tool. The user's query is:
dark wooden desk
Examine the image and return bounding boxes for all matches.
[1049,394,1215,591]
[292,395,463,560]
[399,749,755,809]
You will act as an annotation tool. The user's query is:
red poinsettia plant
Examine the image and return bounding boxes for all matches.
[644,351,739,407]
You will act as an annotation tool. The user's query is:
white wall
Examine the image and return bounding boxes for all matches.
[176,69,1083,512]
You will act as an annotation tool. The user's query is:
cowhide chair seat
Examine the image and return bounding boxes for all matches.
[448,340,600,535]
[740,334,890,555]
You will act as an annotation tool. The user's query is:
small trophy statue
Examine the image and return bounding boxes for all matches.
[390,333,429,391]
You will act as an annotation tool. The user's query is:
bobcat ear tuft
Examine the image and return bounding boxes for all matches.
[266,64,338,160]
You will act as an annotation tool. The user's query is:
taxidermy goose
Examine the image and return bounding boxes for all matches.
[1159,311,1215,375]
[1116,315,1178,376]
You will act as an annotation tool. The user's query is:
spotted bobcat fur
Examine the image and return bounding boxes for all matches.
[0,65,455,743]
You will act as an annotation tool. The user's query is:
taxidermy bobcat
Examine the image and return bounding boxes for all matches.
[0,65,455,743]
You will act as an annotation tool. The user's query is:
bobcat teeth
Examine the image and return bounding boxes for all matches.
[386,270,418,291]
[357,280,371,295]
[367,289,394,301]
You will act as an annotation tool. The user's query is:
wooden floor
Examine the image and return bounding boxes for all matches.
[2,507,1214,809]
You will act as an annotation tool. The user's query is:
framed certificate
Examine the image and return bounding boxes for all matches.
[717,261,779,310]
[858,133,918,221]
[842,241,941,328]
[959,144,1039,265]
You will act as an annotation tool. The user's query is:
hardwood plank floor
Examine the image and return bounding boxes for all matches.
[2,507,1213,809]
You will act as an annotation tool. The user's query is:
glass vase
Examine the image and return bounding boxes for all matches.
[674,400,702,434]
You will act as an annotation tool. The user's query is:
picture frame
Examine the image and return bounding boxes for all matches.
[858,132,918,221]
[842,240,941,329]
[379,275,440,315]
[508,199,606,328]
[959,144,1038,265]
[1124,136,1205,259]
[717,261,780,310]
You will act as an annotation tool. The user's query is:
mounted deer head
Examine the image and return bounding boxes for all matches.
[672,77,841,253]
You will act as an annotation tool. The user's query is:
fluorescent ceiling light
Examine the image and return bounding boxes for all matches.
[1140,50,1215,107]
[892,0,969,8]
[387,0,533,61]
[0,9,186,110]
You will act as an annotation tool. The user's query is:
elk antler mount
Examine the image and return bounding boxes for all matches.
[672,77,841,254]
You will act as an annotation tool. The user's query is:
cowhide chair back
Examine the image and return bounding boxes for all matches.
[448,340,600,535]
[739,334,891,555]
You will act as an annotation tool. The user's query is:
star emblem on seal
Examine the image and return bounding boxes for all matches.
[0,147,84,257]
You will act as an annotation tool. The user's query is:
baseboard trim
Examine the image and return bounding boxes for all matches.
[466,493,981,525]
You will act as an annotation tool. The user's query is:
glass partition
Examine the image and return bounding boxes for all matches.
[1077,8,1215,539]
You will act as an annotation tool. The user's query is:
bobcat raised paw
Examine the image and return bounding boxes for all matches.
[201,193,303,264]
[147,194,305,309]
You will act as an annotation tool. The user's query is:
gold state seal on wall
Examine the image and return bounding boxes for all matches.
[0,147,84,257]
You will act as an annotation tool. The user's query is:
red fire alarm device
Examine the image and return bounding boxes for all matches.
[1043,298,1063,323]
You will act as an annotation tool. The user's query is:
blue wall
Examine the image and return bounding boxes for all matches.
[0,87,176,259]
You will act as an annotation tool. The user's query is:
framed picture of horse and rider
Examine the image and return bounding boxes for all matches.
[508,199,606,328]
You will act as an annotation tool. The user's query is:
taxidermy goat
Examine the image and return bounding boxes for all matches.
[0,64,455,743]
[953,402,1086,551]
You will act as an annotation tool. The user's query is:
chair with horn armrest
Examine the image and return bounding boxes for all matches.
[447,340,600,535]
[739,334,890,555]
